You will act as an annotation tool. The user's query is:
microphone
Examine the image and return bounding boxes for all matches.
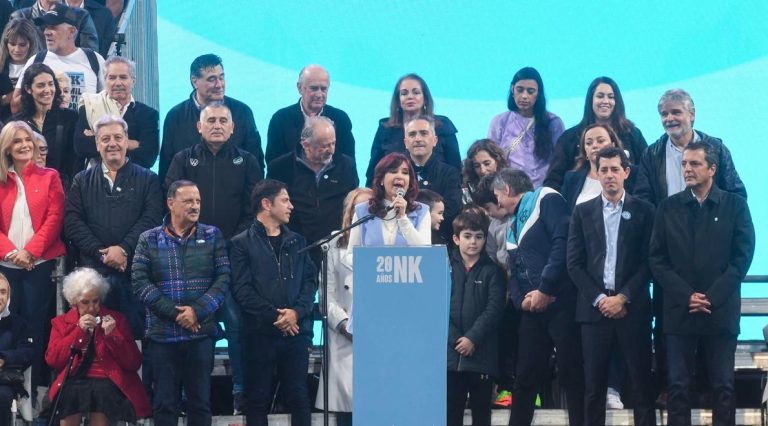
[393,187,406,215]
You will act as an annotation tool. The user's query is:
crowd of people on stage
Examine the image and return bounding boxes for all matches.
[0,2,758,425]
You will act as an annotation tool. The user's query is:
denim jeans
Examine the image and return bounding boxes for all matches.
[150,337,214,426]
[216,291,243,394]
[102,272,145,339]
[1,261,55,390]
[242,330,311,426]
[666,333,737,426]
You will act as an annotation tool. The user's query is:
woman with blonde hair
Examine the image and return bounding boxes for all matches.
[315,187,374,426]
[0,120,65,394]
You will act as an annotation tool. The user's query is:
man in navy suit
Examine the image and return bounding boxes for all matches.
[567,146,656,426]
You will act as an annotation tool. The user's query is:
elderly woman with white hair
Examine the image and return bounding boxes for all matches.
[45,267,150,425]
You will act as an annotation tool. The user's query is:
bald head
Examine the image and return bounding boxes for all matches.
[297,65,330,115]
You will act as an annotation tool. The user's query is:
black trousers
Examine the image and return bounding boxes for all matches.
[582,316,655,426]
[447,371,494,426]
[508,305,584,426]
[497,303,521,390]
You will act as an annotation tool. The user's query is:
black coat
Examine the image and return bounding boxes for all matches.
[544,124,647,191]
[265,101,355,166]
[74,102,160,169]
[411,154,462,242]
[649,186,755,335]
[230,222,317,336]
[0,314,33,370]
[507,191,573,309]
[64,161,163,275]
[165,141,263,239]
[447,252,505,376]
[365,115,460,186]
[81,0,115,57]
[267,152,358,244]
[634,130,746,206]
[159,93,264,182]
[567,194,654,323]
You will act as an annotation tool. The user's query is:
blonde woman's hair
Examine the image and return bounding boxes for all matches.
[337,188,374,248]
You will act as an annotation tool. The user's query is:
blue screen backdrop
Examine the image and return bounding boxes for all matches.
[157,1,768,339]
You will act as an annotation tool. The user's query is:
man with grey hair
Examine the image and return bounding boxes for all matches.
[403,115,462,242]
[65,114,163,338]
[267,115,358,265]
[266,64,355,166]
[491,168,585,426]
[635,88,746,206]
[74,56,160,168]
[634,89,747,404]
[165,102,262,412]
[12,0,100,53]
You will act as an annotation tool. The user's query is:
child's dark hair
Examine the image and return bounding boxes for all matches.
[415,189,444,210]
[470,172,498,206]
[452,208,490,237]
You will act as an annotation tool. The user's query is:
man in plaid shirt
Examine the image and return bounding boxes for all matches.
[132,179,230,426]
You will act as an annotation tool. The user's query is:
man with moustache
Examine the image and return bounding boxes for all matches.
[132,180,230,426]
[164,101,262,412]
[230,179,317,426]
[649,141,754,426]
[74,56,160,168]
[160,53,264,181]
[267,116,358,266]
[266,64,355,166]
[403,115,462,242]
[567,147,655,426]
[65,115,162,338]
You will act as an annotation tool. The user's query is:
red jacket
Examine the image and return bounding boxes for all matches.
[46,307,151,418]
[0,163,65,260]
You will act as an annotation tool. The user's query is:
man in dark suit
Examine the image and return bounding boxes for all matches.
[567,146,655,426]
[266,64,355,167]
[650,141,755,426]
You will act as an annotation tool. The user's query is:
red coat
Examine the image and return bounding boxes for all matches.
[46,307,151,418]
[0,162,65,260]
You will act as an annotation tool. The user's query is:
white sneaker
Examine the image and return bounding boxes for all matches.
[606,388,624,409]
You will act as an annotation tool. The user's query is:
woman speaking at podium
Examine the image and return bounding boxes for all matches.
[349,152,431,247]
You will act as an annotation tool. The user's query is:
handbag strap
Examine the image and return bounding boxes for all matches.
[503,115,535,158]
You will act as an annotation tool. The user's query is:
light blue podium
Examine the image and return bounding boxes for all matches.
[353,246,450,426]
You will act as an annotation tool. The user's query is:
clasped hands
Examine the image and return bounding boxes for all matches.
[100,246,127,272]
[522,290,555,313]
[598,294,628,319]
[274,308,299,336]
[689,292,711,314]
[78,313,116,336]
[7,249,34,270]
[175,306,200,332]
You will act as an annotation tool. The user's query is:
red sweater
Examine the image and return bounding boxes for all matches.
[46,307,151,418]
[0,163,65,260]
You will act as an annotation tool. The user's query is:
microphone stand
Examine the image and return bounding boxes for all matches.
[48,343,82,426]
[300,212,378,426]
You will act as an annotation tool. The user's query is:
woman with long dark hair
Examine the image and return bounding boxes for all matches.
[352,152,431,247]
[15,63,78,189]
[544,76,647,190]
[364,73,460,186]
[462,138,508,204]
[488,67,564,188]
